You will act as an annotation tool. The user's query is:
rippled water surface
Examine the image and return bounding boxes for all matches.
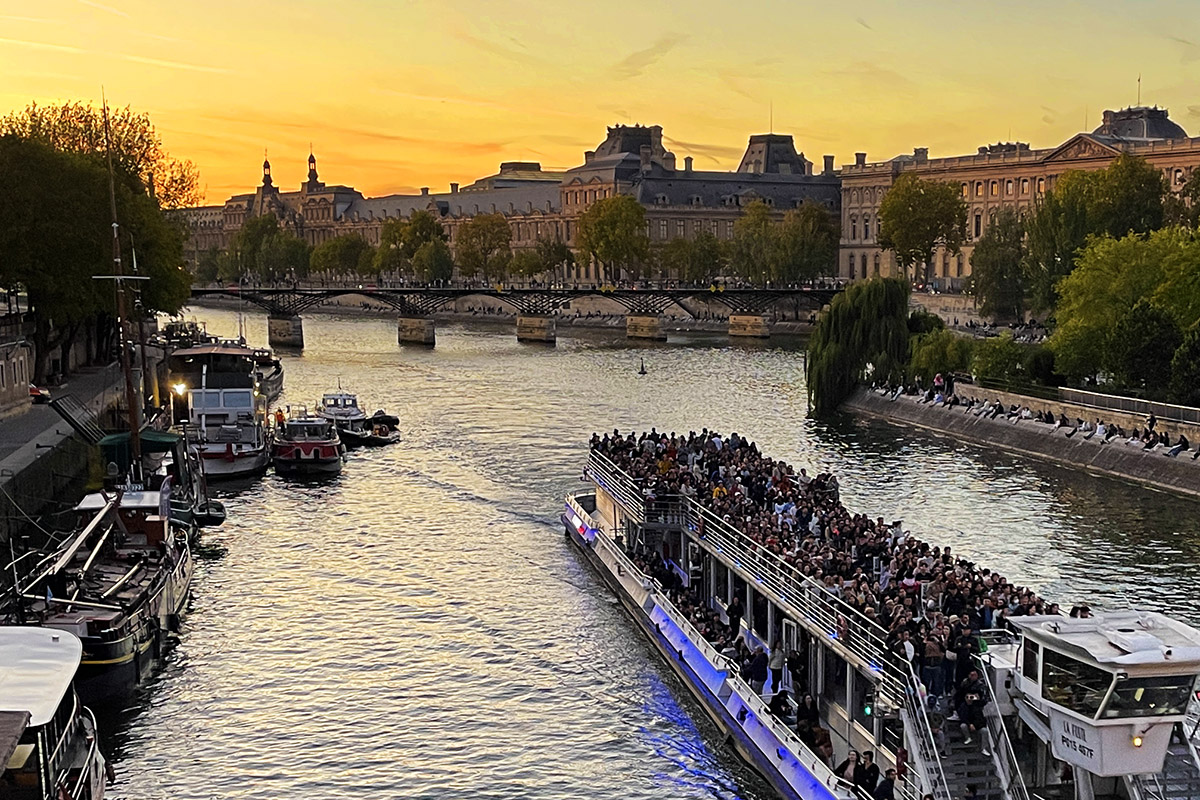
[102,309,1200,799]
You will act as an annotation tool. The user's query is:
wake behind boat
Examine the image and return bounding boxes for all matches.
[317,391,400,448]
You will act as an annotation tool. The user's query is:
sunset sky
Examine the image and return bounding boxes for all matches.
[3,0,1200,204]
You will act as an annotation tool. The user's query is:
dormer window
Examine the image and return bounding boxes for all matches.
[691,195,702,206]
[656,194,669,205]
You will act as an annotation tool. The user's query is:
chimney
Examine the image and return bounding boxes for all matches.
[450,182,459,194]
[684,156,693,172]
[662,152,676,171]
[855,152,867,167]
[584,150,595,163]
[639,145,652,173]
[421,187,429,196]
[823,155,835,174]
[913,147,929,162]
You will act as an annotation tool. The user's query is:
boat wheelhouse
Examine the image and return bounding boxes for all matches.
[272,409,345,476]
[317,391,400,448]
[568,444,1200,800]
[169,345,271,480]
[0,627,109,800]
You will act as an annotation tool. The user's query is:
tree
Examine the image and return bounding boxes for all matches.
[774,202,839,283]
[1105,300,1181,397]
[877,174,966,282]
[196,248,220,284]
[534,236,575,284]
[455,213,512,281]
[311,233,375,277]
[257,232,310,282]
[576,195,649,283]
[0,101,201,209]
[1091,153,1167,238]
[972,331,1026,382]
[411,238,454,283]
[1165,171,1200,228]
[1170,328,1200,406]
[659,232,724,285]
[509,249,543,281]
[375,210,447,275]
[969,206,1026,320]
[909,328,974,383]
[1022,172,1093,311]
[229,214,280,277]
[1050,228,1191,382]
[728,200,775,283]
[806,277,910,416]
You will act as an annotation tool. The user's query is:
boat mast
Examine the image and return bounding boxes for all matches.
[100,95,144,480]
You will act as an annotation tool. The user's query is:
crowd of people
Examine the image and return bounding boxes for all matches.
[879,379,1197,459]
[592,427,1082,775]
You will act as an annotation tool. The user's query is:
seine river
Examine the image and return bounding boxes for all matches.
[100,308,1200,800]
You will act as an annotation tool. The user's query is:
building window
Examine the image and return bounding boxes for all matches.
[873,254,880,275]
[692,195,703,206]
[956,253,964,277]
[1006,179,1014,196]
[851,189,859,204]
[961,183,968,197]
[659,219,668,240]
[862,215,870,241]
[990,180,998,197]
[676,220,685,237]
[850,217,858,241]
[975,181,984,197]
[1175,168,1185,185]
[973,213,982,239]
[1021,178,1030,194]
[1037,177,1045,194]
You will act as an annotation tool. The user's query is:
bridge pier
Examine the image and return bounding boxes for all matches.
[626,315,667,341]
[728,314,770,339]
[397,316,436,346]
[268,314,304,349]
[516,314,556,344]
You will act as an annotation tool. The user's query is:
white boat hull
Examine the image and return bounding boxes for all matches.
[198,446,271,480]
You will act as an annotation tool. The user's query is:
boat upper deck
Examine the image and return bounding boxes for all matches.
[0,628,82,726]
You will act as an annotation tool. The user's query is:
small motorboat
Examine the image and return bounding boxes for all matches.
[339,420,402,448]
[318,392,400,448]
[272,408,345,476]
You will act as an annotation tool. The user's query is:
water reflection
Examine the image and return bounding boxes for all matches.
[101,309,1200,799]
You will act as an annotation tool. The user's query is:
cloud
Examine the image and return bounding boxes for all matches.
[855,16,872,30]
[823,62,915,93]
[662,136,745,164]
[451,28,541,66]
[0,36,231,74]
[1187,105,1200,119]
[77,0,128,17]
[1164,35,1200,64]
[614,35,684,79]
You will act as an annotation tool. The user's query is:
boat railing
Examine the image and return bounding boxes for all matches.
[973,652,1032,800]
[575,499,856,800]
[71,705,102,800]
[891,657,953,800]
[586,450,653,524]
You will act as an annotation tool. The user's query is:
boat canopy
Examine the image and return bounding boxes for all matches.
[0,628,83,726]
[99,430,187,468]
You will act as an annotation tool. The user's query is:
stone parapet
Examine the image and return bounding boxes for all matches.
[397,316,435,346]
[626,315,666,340]
[516,314,556,344]
[728,314,770,338]
[267,315,304,349]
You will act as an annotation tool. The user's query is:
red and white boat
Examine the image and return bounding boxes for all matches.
[271,408,345,476]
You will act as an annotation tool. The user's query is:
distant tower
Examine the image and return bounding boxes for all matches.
[262,154,273,187]
[308,150,319,183]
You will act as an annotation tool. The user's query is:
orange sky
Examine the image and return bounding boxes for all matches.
[4,0,1200,204]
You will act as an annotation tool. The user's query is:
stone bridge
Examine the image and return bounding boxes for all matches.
[188,285,841,347]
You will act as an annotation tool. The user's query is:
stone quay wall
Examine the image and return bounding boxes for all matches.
[842,387,1200,500]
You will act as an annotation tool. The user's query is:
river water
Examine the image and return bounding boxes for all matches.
[100,309,1200,800]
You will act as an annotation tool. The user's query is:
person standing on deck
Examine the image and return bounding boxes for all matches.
[768,641,786,693]
[749,646,769,695]
[726,595,744,638]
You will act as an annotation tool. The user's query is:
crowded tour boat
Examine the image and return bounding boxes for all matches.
[317,391,400,448]
[271,407,345,476]
[169,344,273,480]
[0,627,110,800]
[566,429,1200,800]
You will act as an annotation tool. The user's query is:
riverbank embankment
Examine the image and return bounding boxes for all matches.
[842,387,1200,500]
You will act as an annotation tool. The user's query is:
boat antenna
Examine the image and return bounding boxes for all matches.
[93,90,149,482]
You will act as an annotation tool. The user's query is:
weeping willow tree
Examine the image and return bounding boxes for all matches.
[806,277,911,416]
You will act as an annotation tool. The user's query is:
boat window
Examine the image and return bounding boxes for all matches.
[1022,639,1039,681]
[1101,674,1197,719]
[1042,648,1113,718]
[224,390,252,408]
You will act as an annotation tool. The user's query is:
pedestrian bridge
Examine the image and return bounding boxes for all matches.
[188,285,841,347]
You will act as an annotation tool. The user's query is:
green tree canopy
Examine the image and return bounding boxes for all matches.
[877,174,966,282]
[1105,299,1181,397]
[972,331,1026,382]
[1050,228,1193,381]
[455,213,512,281]
[376,210,447,275]
[909,328,974,383]
[411,238,454,283]
[659,232,724,285]
[0,101,201,209]
[806,277,911,416]
[970,206,1026,320]
[576,195,649,283]
[728,200,775,283]
[311,233,375,276]
[774,202,840,283]
[533,235,575,283]
[1170,328,1200,406]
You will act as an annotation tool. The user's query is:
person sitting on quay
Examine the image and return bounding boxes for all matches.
[1165,433,1189,457]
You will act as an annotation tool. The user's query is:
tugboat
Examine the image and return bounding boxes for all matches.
[317,390,400,448]
[0,627,110,799]
[272,407,345,476]
[169,344,272,480]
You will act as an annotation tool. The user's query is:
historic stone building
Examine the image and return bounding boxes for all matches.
[839,106,1200,288]
[183,125,841,282]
